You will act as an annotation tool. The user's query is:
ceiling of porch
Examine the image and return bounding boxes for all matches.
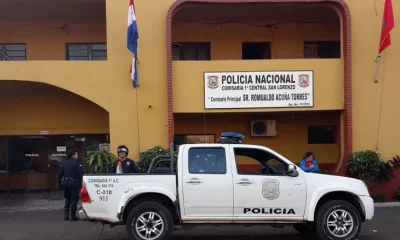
[0,0,106,22]
[173,3,340,24]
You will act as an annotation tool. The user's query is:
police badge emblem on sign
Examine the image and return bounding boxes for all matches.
[262,179,280,200]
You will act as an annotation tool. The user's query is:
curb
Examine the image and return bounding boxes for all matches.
[374,202,400,208]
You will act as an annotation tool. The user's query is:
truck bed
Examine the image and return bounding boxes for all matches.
[81,174,177,223]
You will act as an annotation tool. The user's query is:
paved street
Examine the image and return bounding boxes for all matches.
[1,208,399,240]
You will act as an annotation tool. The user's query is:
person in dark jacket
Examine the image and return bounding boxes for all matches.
[112,145,139,173]
[59,149,84,221]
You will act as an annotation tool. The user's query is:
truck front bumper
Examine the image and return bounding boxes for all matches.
[359,196,374,220]
[78,209,90,221]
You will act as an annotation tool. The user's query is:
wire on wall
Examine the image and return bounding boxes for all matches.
[135,88,141,154]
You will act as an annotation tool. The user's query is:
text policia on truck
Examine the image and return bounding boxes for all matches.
[78,132,374,240]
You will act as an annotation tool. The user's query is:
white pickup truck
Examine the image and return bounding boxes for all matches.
[78,140,374,240]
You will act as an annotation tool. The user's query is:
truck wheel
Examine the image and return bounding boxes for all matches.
[126,201,174,240]
[315,200,362,240]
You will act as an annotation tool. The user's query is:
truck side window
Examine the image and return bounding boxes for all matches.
[233,148,288,175]
[188,147,226,174]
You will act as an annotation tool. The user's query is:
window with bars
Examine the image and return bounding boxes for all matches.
[0,44,26,61]
[172,42,210,60]
[66,43,107,61]
[304,41,340,59]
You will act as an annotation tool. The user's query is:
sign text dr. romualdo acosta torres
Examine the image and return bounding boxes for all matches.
[204,70,314,109]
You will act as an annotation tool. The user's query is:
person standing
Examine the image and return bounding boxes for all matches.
[59,149,84,221]
[299,151,320,173]
[112,145,139,173]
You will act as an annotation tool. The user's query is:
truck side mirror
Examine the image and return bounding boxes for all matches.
[288,164,296,170]
[287,164,299,177]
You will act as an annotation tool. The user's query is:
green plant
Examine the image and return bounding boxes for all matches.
[376,161,395,184]
[387,155,400,169]
[346,150,381,185]
[375,155,400,201]
[136,146,177,173]
[83,150,117,174]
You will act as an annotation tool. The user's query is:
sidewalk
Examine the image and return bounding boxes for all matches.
[0,192,81,212]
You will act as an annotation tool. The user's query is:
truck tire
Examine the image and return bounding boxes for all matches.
[315,200,362,240]
[126,201,174,240]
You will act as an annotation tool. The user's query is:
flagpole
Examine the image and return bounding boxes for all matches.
[375,53,382,83]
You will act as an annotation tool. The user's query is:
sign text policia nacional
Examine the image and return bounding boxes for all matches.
[204,71,313,109]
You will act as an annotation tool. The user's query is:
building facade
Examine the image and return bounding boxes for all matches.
[0,0,398,192]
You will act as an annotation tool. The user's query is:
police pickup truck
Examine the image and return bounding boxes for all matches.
[78,132,374,240]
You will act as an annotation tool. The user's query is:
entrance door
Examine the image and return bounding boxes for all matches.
[181,145,233,218]
[8,136,50,192]
[230,145,307,220]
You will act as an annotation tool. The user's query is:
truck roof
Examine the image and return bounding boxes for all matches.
[179,143,269,149]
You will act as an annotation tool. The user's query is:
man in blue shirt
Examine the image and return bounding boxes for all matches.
[300,151,320,173]
[59,149,84,221]
[112,145,139,173]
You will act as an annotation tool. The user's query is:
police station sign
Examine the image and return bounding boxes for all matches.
[204,70,313,109]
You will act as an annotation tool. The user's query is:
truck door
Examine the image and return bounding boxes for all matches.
[181,145,234,218]
[230,145,307,220]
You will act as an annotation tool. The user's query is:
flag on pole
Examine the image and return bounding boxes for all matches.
[375,0,395,82]
[127,0,139,88]
[379,0,394,53]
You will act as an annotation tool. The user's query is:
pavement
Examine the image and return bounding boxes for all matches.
[1,192,400,239]
[1,208,400,240]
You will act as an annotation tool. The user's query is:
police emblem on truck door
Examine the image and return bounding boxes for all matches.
[262,179,280,200]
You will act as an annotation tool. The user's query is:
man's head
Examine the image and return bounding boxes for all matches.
[117,145,129,160]
[67,149,79,160]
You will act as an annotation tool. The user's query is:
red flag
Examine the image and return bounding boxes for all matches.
[379,0,395,53]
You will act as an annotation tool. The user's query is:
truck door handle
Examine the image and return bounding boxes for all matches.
[186,178,203,184]
[236,179,253,184]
